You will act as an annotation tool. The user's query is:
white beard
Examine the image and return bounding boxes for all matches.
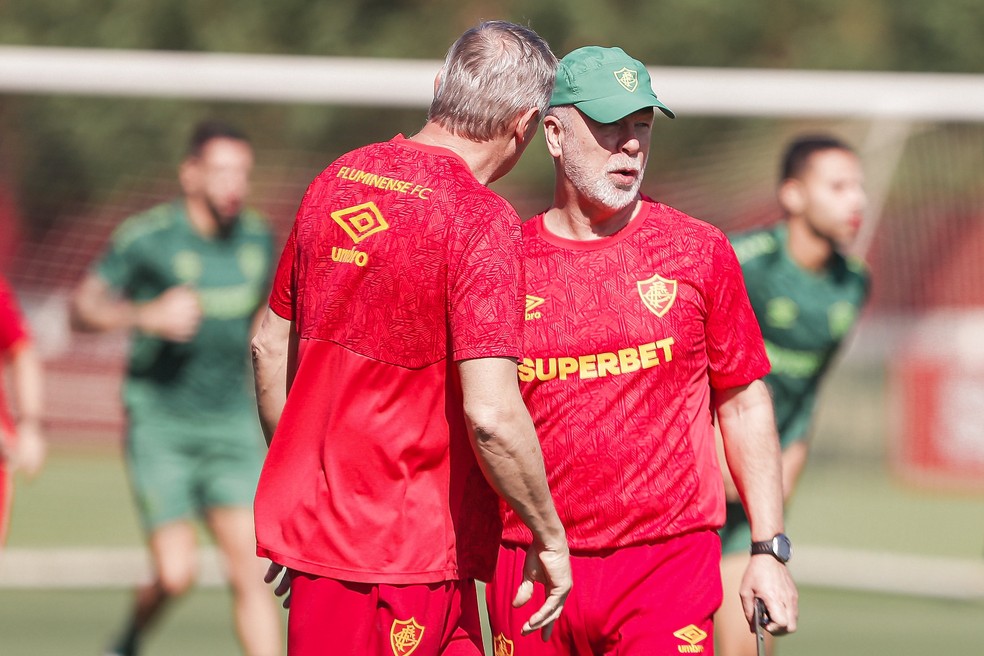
[562,145,645,211]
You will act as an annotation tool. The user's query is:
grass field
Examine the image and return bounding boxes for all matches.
[0,585,981,656]
[2,436,983,655]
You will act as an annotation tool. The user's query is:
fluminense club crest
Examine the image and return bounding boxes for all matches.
[637,272,678,317]
[493,633,515,656]
[390,617,425,656]
[613,67,639,92]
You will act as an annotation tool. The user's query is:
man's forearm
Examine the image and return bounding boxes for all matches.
[471,409,567,549]
[250,309,294,446]
[11,345,43,426]
[717,379,785,540]
[253,357,285,446]
[70,275,139,333]
[458,357,566,550]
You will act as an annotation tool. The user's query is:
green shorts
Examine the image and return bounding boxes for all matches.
[720,438,801,556]
[125,410,266,531]
[719,500,753,557]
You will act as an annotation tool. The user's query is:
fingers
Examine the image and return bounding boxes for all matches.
[512,579,535,608]
[142,286,203,342]
[742,590,797,635]
[520,590,564,640]
[762,599,796,635]
[263,562,283,584]
[263,562,292,608]
[274,574,292,598]
[763,580,798,635]
[509,543,572,641]
[740,556,799,635]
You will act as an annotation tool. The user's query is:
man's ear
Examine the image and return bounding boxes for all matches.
[514,107,541,146]
[542,113,563,158]
[778,178,805,216]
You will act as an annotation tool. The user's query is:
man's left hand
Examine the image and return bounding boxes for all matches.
[739,554,798,635]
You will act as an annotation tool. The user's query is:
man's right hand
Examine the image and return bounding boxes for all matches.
[263,561,292,609]
[135,285,203,342]
[512,541,572,641]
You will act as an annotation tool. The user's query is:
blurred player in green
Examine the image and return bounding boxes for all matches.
[0,274,46,548]
[71,121,281,656]
[716,135,870,656]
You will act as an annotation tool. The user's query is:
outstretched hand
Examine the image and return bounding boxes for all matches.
[513,541,572,641]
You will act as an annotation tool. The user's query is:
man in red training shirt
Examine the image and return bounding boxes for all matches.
[251,21,572,656]
[486,46,798,656]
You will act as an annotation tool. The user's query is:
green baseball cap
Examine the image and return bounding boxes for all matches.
[550,46,675,123]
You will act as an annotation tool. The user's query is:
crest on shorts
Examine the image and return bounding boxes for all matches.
[493,633,515,656]
[332,201,390,244]
[614,67,639,92]
[637,272,678,317]
[390,617,425,656]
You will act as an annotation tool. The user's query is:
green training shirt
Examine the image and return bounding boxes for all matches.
[730,223,870,447]
[96,200,274,420]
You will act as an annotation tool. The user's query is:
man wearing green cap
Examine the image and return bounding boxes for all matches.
[486,46,798,655]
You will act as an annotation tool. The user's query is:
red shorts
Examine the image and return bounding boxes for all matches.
[287,571,484,656]
[486,531,722,656]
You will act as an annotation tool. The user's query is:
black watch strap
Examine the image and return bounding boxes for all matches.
[750,541,776,556]
[750,533,791,563]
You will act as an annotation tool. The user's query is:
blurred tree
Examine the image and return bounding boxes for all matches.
[0,0,982,233]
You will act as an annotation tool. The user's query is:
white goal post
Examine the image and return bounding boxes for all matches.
[7,45,984,257]
[2,45,984,120]
[3,47,984,602]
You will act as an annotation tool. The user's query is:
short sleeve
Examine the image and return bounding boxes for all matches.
[94,221,143,294]
[446,199,524,362]
[269,224,297,320]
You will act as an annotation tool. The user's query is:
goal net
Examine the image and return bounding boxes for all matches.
[1,48,982,595]
[4,47,984,473]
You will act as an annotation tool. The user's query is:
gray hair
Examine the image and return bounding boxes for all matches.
[428,21,557,141]
[545,105,575,132]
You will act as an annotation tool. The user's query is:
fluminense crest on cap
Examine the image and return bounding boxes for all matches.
[613,67,639,93]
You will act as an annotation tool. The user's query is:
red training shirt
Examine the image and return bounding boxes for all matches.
[255,135,525,584]
[501,201,770,552]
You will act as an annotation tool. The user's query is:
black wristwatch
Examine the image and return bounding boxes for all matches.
[750,533,792,564]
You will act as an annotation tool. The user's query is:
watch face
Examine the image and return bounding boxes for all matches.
[774,534,792,562]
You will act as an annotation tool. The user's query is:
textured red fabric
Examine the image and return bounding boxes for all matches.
[502,202,769,551]
[256,135,524,583]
